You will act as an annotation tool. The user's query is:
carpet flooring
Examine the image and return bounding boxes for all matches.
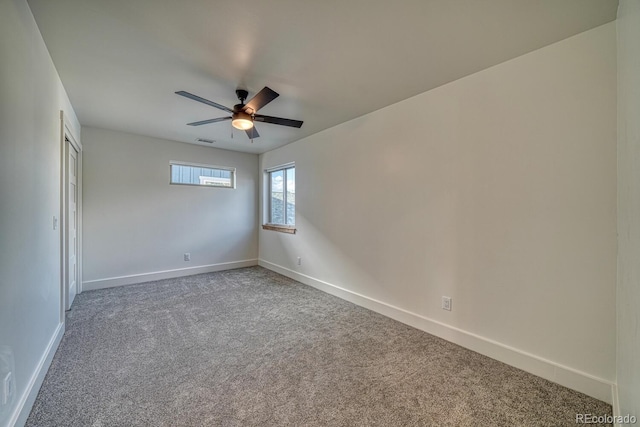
[27,267,612,426]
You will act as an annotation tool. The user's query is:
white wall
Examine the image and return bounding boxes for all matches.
[0,0,81,425]
[616,0,640,418]
[259,23,617,401]
[82,128,259,289]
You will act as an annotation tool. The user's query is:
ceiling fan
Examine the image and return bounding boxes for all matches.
[175,87,303,139]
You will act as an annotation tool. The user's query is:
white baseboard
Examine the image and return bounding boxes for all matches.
[83,259,258,291]
[612,384,621,427]
[259,259,615,405]
[9,322,65,427]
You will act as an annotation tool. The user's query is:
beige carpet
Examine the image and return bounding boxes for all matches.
[27,267,612,426]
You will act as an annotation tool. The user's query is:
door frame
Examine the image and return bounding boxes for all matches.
[60,111,82,320]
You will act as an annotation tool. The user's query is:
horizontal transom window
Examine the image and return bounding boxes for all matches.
[170,161,235,188]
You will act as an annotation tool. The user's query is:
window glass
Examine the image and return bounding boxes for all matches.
[285,168,295,225]
[170,163,235,188]
[267,165,295,226]
[270,169,285,224]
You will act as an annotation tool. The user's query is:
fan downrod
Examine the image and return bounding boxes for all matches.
[235,89,248,104]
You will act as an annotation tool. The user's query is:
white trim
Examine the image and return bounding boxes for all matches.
[265,162,295,173]
[9,322,65,427]
[60,111,83,317]
[60,110,81,151]
[169,160,235,171]
[258,259,615,404]
[83,259,259,291]
[612,384,621,427]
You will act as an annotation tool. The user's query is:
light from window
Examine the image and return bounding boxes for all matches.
[170,162,235,188]
[267,165,295,226]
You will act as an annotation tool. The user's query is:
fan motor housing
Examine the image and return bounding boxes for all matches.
[235,89,248,103]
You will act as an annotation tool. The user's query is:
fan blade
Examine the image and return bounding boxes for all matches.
[243,87,279,114]
[254,114,303,128]
[245,127,260,139]
[187,116,231,126]
[176,91,233,113]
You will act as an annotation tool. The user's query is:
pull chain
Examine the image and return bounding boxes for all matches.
[250,115,255,143]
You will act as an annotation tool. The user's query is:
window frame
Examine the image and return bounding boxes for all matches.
[169,161,236,189]
[264,162,296,233]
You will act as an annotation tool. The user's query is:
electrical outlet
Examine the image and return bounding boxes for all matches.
[0,346,15,418]
[2,371,13,406]
[297,257,302,266]
[442,296,452,311]
[184,253,190,262]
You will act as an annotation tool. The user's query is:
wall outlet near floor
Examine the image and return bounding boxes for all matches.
[1,371,13,406]
[184,253,191,262]
[297,257,302,266]
[0,346,15,418]
[442,296,452,311]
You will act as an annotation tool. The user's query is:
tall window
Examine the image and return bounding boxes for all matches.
[266,164,295,228]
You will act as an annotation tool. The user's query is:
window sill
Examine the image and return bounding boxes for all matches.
[262,224,296,234]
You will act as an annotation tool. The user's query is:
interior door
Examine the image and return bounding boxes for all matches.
[66,141,78,310]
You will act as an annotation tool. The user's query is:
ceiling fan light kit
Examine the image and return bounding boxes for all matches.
[232,111,254,130]
[175,86,303,141]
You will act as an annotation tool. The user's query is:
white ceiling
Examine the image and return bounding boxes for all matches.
[28,0,617,154]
